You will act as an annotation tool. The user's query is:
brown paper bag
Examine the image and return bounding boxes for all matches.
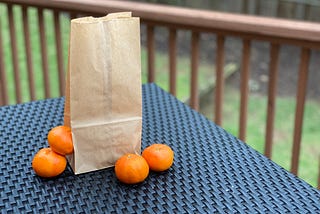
[64,12,142,174]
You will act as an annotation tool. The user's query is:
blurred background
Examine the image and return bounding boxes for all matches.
[132,0,320,188]
[0,0,319,187]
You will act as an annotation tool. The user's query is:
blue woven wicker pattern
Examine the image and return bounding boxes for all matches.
[0,83,319,213]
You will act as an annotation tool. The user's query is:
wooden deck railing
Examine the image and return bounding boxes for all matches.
[0,0,319,189]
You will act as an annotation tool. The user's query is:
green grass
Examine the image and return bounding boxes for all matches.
[1,4,319,188]
[141,44,237,101]
[208,86,319,187]
[0,5,70,102]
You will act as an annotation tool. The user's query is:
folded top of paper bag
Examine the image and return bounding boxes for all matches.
[72,12,133,24]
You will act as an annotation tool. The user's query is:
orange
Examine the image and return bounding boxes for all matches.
[142,144,174,172]
[32,148,67,178]
[115,154,149,184]
[47,125,73,155]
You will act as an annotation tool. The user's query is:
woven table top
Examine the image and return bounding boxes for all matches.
[0,83,319,213]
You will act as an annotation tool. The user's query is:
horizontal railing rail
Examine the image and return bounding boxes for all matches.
[0,0,319,189]
[2,0,320,47]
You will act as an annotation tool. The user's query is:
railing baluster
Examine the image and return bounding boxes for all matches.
[304,4,311,20]
[190,31,199,111]
[147,25,155,83]
[242,0,249,13]
[54,10,65,96]
[292,3,297,19]
[254,0,261,15]
[291,48,310,175]
[8,4,22,103]
[38,8,50,98]
[0,18,8,105]
[215,35,225,125]
[318,156,320,189]
[169,28,177,96]
[264,43,280,158]
[22,6,36,101]
[239,39,251,141]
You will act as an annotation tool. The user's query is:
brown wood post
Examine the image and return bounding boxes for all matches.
[190,31,199,111]
[318,156,320,189]
[169,28,177,96]
[38,8,51,98]
[264,43,280,158]
[22,6,36,101]
[215,35,225,125]
[0,16,8,105]
[239,39,251,141]
[54,10,65,96]
[8,4,22,103]
[290,48,310,175]
[147,25,155,83]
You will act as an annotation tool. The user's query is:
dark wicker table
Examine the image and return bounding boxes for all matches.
[0,83,319,213]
